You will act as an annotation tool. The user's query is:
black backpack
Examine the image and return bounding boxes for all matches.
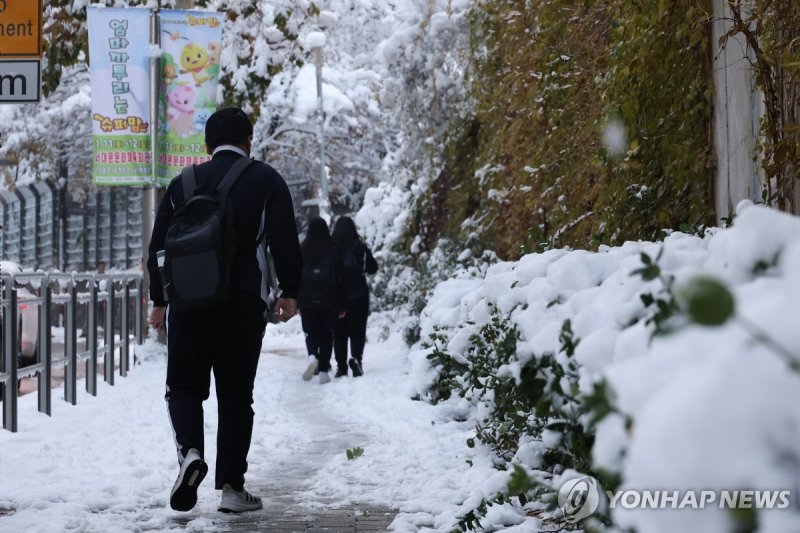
[162,157,254,311]
[301,255,334,309]
[341,242,368,300]
[342,242,359,271]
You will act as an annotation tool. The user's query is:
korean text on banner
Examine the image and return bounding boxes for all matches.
[156,10,224,187]
[87,7,152,186]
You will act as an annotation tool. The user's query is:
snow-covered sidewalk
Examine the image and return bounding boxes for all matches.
[0,315,485,532]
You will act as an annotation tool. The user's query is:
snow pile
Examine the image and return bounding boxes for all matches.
[403,203,800,532]
[305,31,327,49]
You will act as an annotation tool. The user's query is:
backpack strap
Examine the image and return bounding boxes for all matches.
[347,241,363,271]
[217,157,255,197]
[180,165,198,201]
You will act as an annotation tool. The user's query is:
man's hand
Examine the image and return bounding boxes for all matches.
[149,306,167,331]
[273,298,298,322]
[338,310,347,319]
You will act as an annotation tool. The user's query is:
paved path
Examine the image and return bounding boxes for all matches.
[216,347,396,532]
[219,508,396,532]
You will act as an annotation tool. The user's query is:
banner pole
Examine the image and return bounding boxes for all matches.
[142,4,161,336]
[148,5,160,188]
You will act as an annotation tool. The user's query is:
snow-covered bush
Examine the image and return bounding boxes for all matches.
[401,203,800,532]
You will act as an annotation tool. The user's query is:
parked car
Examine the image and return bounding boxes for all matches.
[0,261,39,368]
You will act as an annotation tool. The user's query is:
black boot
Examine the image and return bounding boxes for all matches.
[348,357,363,377]
[334,366,348,378]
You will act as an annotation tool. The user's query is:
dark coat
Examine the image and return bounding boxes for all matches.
[338,240,378,303]
[147,150,302,307]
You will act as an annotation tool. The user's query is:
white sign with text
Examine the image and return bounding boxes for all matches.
[0,59,40,102]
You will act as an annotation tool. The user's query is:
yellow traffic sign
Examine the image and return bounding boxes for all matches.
[0,0,43,57]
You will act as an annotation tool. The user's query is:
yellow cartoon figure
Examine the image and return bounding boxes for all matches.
[180,43,211,86]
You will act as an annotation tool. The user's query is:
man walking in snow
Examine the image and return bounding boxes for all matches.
[147,107,302,513]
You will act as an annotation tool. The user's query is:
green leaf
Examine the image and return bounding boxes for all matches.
[677,275,735,326]
[641,264,661,281]
[507,464,534,495]
[346,447,364,460]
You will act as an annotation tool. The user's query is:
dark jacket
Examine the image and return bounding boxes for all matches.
[339,240,378,303]
[147,150,302,307]
[298,243,346,313]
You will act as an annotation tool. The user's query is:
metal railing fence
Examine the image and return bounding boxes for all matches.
[0,271,144,432]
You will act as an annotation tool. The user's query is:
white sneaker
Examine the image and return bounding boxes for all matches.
[170,448,208,512]
[302,356,318,381]
[218,484,263,513]
[318,371,331,384]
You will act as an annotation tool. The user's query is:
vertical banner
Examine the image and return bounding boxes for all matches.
[87,7,152,186]
[156,10,224,186]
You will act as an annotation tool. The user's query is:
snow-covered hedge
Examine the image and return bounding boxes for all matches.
[404,203,800,532]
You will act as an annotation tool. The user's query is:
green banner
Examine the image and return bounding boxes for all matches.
[92,134,152,183]
[156,10,224,187]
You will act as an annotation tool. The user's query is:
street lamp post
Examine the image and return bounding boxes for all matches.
[310,33,330,222]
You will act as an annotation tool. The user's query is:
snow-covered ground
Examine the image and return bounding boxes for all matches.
[0,312,496,533]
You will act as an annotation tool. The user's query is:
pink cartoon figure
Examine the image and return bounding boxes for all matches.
[166,84,196,137]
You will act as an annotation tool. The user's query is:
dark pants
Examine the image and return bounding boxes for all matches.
[301,308,336,372]
[166,291,266,491]
[334,295,369,370]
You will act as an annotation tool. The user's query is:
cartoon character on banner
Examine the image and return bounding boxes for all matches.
[167,84,196,138]
[207,42,220,65]
[194,108,213,134]
[162,53,179,89]
[180,43,212,87]
[205,41,221,82]
[163,30,214,87]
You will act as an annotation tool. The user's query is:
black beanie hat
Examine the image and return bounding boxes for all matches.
[204,107,253,150]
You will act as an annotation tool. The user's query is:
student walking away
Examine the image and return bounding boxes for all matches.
[299,217,346,384]
[331,216,378,377]
[146,108,302,514]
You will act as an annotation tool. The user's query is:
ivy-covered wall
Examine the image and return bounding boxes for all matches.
[407,0,715,260]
